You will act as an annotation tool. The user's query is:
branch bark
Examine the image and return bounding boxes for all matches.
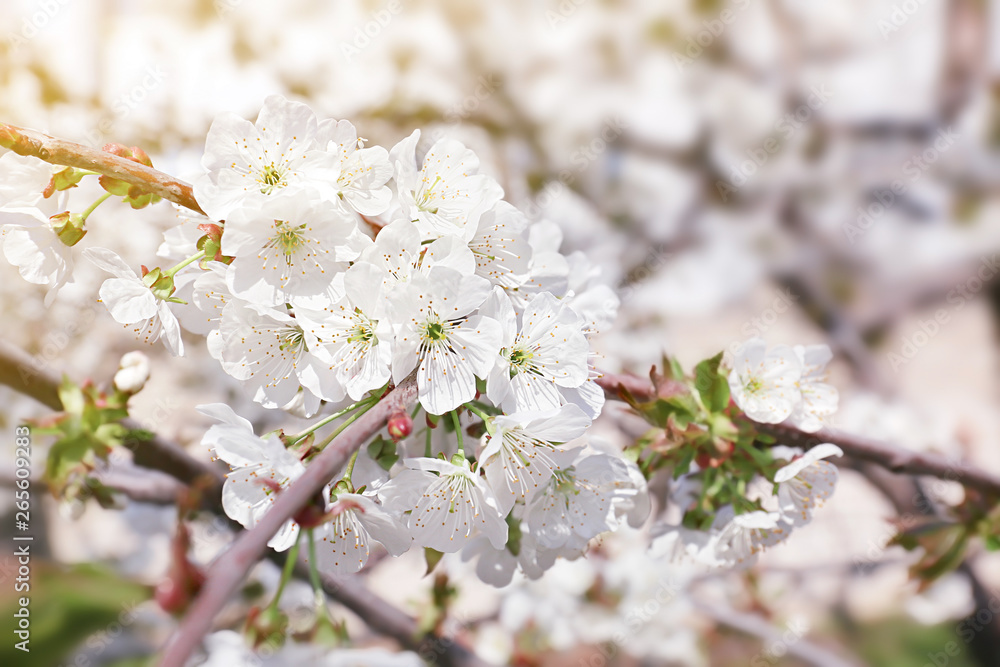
[0,340,489,666]
[0,122,205,215]
[158,374,419,667]
[595,371,1000,498]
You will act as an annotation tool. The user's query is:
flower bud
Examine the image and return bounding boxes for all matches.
[387,412,413,442]
[114,351,151,394]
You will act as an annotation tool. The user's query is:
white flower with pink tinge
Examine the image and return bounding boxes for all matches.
[787,345,839,433]
[774,444,843,526]
[305,493,411,575]
[727,338,802,424]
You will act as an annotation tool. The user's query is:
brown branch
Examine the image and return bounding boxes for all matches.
[158,374,420,667]
[596,371,1000,498]
[0,122,206,216]
[0,340,489,665]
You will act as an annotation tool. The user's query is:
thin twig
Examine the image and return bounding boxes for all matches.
[595,371,1000,497]
[0,122,205,216]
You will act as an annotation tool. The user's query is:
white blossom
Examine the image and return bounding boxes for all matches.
[482,289,590,414]
[389,130,503,240]
[198,403,305,551]
[389,267,499,415]
[479,405,591,515]
[306,493,411,575]
[727,338,802,424]
[787,344,839,433]
[379,457,508,553]
[82,248,184,356]
[774,443,843,526]
[222,195,369,307]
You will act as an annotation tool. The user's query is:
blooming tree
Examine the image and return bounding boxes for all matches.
[1,96,997,667]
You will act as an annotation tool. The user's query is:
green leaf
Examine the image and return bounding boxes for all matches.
[423,547,445,575]
[0,563,150,667]
[694,351,729,413]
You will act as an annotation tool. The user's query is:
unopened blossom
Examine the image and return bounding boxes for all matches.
[389,267,499,415]
[198,403,306,551]
[479,405,591,515]
[222,195,369,307]
[787,344,839,432]
[113,350,151,394]
[306,493,411,575]
[389,130,503,240]
[483,289,590,414]
[727,338,802,423]
[82,248,184,356]
[379,457,508,553]
[774,443,843,526]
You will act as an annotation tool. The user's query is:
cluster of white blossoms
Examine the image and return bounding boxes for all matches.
[648,337,845,570]
[649,443,844,569]
[727,337,839,432]
[45,95,642,584]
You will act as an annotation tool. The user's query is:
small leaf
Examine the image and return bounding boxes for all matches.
[694,351,730,413]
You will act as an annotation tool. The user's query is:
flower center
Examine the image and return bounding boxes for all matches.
[278,326,306,354]
[258,164,286,194]
[266,220,307,265]
[348,310,377,345]
[414,175,443,214]
[424,320,448,342]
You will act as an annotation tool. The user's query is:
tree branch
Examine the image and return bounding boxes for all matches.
[0,122,205,216]
[158,374,419,667]
[595,371,1000,498]
[0,340,489,665]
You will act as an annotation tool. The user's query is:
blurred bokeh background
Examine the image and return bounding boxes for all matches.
[2,0,1000,665]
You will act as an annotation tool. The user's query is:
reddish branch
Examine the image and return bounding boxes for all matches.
[0,122,206,215]
[596,371,1000,498]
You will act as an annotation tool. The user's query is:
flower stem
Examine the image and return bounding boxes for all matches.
[465,404,495,435]
[307,529,332,623]
[342,450,359,483]
[267,537,300,614]
[424,426,432,458]
[79,192,112,223]
[289,397,373,445]
[451,410,464,456]
[313,397,378,451]
[163,248,207,278]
